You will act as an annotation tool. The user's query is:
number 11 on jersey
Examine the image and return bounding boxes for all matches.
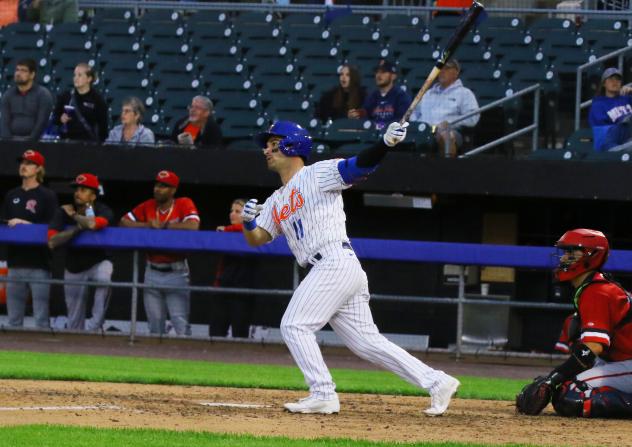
[292,218,304,240]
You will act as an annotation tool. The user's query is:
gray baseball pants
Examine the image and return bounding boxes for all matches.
[64,260,113,331]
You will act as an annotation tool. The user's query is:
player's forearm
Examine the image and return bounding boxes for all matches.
[166,220,200,230]
[119,218,147,228]
[48,227,81,250]
[243,227,271,247]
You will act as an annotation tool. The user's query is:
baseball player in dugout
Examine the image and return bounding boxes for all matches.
[48,173,114,331]
[0,150,58,328]
[241,120,460,416]
[120,171,200,336]
[516,229,632,419]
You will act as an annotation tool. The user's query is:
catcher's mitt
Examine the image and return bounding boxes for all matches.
[515,376,553,415]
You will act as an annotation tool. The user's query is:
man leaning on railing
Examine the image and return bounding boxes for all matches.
[119,170,200,336]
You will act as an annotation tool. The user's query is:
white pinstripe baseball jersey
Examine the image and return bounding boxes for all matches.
[257,159,350,267]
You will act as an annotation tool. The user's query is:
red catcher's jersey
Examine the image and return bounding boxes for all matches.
[124,197,199,264]
[578,272,632,362]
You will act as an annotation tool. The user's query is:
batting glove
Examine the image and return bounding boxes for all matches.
[242,198,263,231]
[383,122,409,147]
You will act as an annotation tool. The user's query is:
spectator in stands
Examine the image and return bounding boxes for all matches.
[53,63,108,143]
[105,97,155,146]
[589,67,632,152]
[0,59,54,142]
[352,60,411,130]
[0,150,58,329]
[120,171,200,336]
[410,59,480,157]
[315,64,367,122]
[27,0,78,24]
[48,173,114,332]
[0,0,19,26]
[210,198,257,338]
[170,96,222,148]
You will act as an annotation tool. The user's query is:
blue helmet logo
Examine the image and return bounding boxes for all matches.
[255,121,312,159]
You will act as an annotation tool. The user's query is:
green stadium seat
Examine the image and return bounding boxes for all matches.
[233,11,278,28]
[527,148,578,161]
[90,8,136,26]
[529,17,577,41]
[564,128,594,156]
[583,151,632,162]
[137,9,183,27]
[578,18,626,32]
[188,23,236,46]
[476,16,523,38]
[281,13,323,26]
[186,10,230,27]
[222,109,267,142]
[378,14,423,31]
[321,118,375,146]
[265,93,312,121]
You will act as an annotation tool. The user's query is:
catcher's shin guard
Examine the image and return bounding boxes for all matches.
[552,380,584,417]
[553,380,632,418]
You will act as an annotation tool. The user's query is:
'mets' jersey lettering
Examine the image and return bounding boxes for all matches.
[257,159,351,267]
[578,273,632,361]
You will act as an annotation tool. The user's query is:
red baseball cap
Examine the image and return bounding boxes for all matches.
[155,170,179,188]
[71,173,100,190]
[17,149,45,166]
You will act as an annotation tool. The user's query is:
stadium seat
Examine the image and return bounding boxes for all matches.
[404,121,435,153]
[265,93,312,122]
[232,11,278,28]
[509,66,560,94]
[90,8,136,26]
[293,40,341,66]
[321,118,375,146]
[564,128,594,156]
[207,74,252,95]
[283,24,331,47]
[137,9,183,27]
[186,10,230,27]
[584,30,630,57]
[221,109,267,142]
[583,150,632,162]
[476,16,523,39]
[526,148,578,161]
[282,12,323,26]
[188,22,236,47]
[378,14,423,31]
[529,17,577,41]
[578,18,626,33]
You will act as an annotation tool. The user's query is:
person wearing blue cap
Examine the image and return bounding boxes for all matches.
[351,60,412,130]
[589,67,632,152]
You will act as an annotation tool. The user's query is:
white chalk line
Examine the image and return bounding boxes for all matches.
[199,402,272,409]
[0,405,121,411]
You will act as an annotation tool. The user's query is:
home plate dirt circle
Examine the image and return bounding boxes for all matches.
[0,379,631,446]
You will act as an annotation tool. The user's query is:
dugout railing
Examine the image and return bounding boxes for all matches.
[4,224,632,358]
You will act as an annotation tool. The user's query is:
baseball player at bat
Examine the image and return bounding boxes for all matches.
[241,121,460,416]
[516,229,632,418]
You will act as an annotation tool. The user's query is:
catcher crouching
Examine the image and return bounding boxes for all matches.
[516,229,632,418]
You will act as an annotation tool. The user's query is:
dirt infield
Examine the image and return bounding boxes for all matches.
[1,379,631,446]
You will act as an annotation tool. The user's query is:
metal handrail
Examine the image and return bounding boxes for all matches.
[458,84,541,157]
[574,46,632,131]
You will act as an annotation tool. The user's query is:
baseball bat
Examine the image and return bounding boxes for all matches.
[400,1,486,125]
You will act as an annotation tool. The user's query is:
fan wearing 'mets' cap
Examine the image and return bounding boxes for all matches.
[48,172,115,332]
[119,170,200,336]
[0,149,58,329]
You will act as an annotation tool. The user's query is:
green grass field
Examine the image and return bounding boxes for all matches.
[0,350,526,400]
[0,350,531,447]
[0,425,539,447]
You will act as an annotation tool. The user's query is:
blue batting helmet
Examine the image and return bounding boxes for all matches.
[255,121,312,159]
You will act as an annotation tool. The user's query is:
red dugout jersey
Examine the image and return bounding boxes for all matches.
[123,197,200,264]
[577,272,632,362]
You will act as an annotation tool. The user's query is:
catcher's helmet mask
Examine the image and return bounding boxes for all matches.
[553,229,609,282]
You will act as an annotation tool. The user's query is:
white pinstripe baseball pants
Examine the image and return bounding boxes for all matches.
[280,243,452,400]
